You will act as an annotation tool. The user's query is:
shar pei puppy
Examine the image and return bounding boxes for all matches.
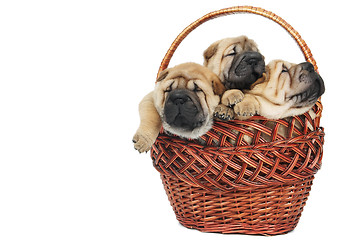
[220,59,325,120]
[133,62,225,153]
[203,35,266,119]
[203,35,265,91]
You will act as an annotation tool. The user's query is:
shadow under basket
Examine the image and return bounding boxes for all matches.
[150,6,325,236]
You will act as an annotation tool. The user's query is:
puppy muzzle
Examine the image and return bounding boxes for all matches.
[226,51,265,90]
[291,62,325,106]
[164,89,205,131]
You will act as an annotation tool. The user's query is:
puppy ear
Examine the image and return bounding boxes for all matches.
[242,36,259,52]
[211,75,226,96]
[250,73,267,89]
[156,69,169,82]
[203,42,219,66]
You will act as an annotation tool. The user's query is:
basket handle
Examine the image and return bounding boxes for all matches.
[157,6,317,78]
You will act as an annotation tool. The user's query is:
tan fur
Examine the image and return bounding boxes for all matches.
[203,36,260,117]
[203,35,259,83]
[214,60,320,144]
[133,62,224,153]
[132,92,162,153]
[228,60,321,120]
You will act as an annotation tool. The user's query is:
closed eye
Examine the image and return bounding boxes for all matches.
[193,83,202,92]
[281,64,288,73]
[164,82,173,92]
[224,46,237,57]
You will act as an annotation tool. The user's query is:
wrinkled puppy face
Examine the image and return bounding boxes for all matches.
[254,60,325,109]
[203,35,265,90]
[154,63,225,139]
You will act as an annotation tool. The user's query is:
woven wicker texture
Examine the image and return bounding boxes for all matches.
[152,104,324,192]
[151,6,325,235]
[160,174,314,235]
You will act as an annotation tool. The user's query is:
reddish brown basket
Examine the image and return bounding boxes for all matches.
[150,6,325,236]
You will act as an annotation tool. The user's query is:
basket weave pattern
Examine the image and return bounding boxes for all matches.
[150,6,325,235]
[151,103,324,234]
[160,175,314,235]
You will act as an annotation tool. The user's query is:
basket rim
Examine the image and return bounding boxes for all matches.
[151,127,324,191]
[154,127,324,151]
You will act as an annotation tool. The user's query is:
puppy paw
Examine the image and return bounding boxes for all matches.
[234,102,258,120]
[214,104,234,121]
[221,89,244,106]
[132,132,153,153]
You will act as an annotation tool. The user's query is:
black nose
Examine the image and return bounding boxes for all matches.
[169,91,191,105]
[301,62,315,72]
[164,89,205,131]
[234,51,264,76]
[227,51,265,90]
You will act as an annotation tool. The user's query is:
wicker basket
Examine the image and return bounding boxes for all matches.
[150,6,325,236]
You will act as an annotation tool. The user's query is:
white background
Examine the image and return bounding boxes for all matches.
[1,0,360,239]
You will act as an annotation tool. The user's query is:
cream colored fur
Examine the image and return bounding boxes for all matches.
[203,35,259,83]
[133,62,224,153]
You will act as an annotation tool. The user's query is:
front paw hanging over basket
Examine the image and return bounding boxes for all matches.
[150,6,325,236]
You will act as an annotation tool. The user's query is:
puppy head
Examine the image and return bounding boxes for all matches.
[154,62,225,139]
[203,35,265,90]
[253,60,325,112]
